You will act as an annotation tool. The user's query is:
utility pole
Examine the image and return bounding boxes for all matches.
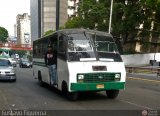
[56,0,60,31]
[108,0,113,34]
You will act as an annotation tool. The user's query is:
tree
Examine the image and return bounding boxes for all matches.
[135,0,160,52]
[65,16,82,28]
[0,26,9,43]
[65,0,109,31]
[112,0,145,42]
[78,0,109,31]
[43,30,55,36]
[64,0,160,53]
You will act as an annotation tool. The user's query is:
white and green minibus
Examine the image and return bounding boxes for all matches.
[33,29,126,100]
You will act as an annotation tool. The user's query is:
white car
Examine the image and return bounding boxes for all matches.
[0,58,16,82]
[8,58,17,67]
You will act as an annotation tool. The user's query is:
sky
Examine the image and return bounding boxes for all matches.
[0,0,30,36]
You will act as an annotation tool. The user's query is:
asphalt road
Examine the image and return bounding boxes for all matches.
[0,67,160,116]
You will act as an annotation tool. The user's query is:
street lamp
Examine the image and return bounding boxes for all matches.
[108,0,113,34]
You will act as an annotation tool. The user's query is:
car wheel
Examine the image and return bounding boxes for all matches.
[12,79,16,82]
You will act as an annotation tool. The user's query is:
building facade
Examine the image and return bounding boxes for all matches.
[59,0,68,28]
[30,0,41,42]
[41,0,56,34]
[14,24,17,38]
[67,0,80,19]
[16,13,31,46]
[30,0,68,41]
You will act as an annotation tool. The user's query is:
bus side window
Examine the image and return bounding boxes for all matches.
[58,35,67,60]
[59,41,66,53]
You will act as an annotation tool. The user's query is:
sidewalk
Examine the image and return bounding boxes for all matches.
[127,72,160,81]
[126,65,160,81]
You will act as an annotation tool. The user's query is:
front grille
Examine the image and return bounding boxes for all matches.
[77,73,120,83]
[5,72,10,74]
[0,72,10,74]
[6,74,16,76]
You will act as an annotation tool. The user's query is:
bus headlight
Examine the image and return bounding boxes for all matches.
[77,74,84,83]
[78,75,84,80]
[115,74,121,80]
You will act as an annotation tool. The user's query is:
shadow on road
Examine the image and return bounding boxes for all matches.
[37,82,112,101]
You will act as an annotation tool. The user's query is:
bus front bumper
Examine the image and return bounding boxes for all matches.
[71,82,125,91]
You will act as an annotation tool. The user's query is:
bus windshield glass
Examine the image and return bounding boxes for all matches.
[67,33,96,61]
[95,41,118,53]
[67,32,122,62]
[93,34,122,62]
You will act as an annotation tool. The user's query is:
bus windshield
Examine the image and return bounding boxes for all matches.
[94,35,122,62]
[95,41,118,53]
[67,33,96,61]
[67,33,122,62]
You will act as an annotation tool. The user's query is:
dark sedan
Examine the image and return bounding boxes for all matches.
[19,59,32,68]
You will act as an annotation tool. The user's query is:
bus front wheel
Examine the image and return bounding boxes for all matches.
[62,81,68,96]
[67,92,79,101]
[62,81,78,101]
[106,90,119,99]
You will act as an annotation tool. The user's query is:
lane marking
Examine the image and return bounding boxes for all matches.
[119,99,153,110]
[128,77,160,83]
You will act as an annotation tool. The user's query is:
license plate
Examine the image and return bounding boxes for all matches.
[96,84,104,89]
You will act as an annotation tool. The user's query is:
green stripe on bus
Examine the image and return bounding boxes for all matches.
[71,82,125,91]
[33,61,46,67]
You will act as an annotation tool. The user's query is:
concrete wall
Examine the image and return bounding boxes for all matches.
[30,0,40,41]
[121,53,160,66]
[42,0,56,34]
[59,0,68,27]
[30,0,68,41]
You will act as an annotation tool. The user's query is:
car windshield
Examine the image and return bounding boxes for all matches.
[21,60,30,63]
[0,59,12,66]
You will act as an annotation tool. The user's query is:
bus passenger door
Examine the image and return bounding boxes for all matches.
[57,34,69,89]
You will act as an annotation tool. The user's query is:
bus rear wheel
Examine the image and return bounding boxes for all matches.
[38,71,44,86]
[106,90,119,99]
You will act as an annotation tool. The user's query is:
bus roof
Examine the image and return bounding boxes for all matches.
[37,28,113,41]
[59,29,112,37]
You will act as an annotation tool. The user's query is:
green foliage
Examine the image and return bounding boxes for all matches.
[0,26,9,43]
[27,54,32,61]
[65,17,82,28]
[10,50,27,57]
[59,26,65,30]
[65,0,109,31]
[43,30,55,36]
[64,0,160,52]
[123,49,137,54]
